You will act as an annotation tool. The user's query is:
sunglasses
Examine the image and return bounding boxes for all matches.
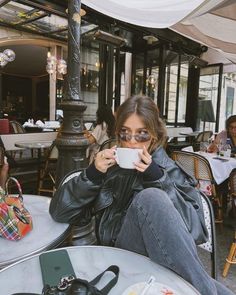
[119,131,151,142]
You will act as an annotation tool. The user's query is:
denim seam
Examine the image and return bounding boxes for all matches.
[135,201,177,270]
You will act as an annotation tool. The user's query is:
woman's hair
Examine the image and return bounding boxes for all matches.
[96,105,115,137]
[115,95,167,152]
[226,115,236,130]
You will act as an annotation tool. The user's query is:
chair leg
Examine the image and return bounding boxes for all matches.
[222,233,236,277]
[38,167,56,196]
[213,190,223,223]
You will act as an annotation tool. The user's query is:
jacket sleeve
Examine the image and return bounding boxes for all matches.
[49,170,102,225]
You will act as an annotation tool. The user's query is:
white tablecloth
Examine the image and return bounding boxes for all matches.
[198,152,236,184]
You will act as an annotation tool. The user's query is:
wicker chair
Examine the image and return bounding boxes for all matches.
[172,150,222,222]
[222,168,236,277]
[9,120,25,133]
[99,138,117,151]
[38,142,58,196]
[193,131,213,151]
[172,150,218,278]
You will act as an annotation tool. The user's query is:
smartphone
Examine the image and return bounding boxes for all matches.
[39,249,76,287]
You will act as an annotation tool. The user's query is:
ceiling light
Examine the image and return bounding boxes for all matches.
[143,35,159,45]
[46,47,67,79]
[0,49,15,67]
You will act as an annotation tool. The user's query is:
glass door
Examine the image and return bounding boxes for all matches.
[197,64,223,132]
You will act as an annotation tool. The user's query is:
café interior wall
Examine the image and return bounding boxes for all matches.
[0,27,67,122]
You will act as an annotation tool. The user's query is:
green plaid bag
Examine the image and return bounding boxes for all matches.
[0,177,33,241]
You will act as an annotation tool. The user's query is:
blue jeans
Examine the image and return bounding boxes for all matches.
[115,188,234,295]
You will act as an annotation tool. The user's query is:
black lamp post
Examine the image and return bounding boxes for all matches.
[55,0,89,186]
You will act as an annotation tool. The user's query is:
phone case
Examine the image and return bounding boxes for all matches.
[39,249,76,287]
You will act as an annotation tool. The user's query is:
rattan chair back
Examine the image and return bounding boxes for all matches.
[38,142,58,196]
[10,121,25,133]
[172,150,214,181]
[99,138,117,151]
[172,151,222,221]
[195,131,213,143]
[172,150,218,278]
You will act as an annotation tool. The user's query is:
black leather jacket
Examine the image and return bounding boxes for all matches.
[49,146,208,245]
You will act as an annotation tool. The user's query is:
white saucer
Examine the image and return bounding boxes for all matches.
[122,281,180,295]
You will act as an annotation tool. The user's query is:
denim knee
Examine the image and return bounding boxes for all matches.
[133,187,174,215]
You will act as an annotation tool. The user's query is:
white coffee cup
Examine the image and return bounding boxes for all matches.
[115,148,142,169]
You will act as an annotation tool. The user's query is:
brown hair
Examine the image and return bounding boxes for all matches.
[226,115,236,130]
[115,95,167,152]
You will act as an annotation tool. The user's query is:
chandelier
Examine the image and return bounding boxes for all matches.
[0,49,16,67]
[46,48,67,79]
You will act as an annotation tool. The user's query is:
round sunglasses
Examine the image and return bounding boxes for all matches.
[119,132,151,142]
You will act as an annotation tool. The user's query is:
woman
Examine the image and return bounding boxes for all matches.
[208,115,236,153]
[50,95,233,295]
[84,105,115,163]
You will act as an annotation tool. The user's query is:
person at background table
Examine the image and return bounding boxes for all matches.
[208,115,236,216]
[208,115,236,153]
[50,95,234,295]
[84,105,115,163]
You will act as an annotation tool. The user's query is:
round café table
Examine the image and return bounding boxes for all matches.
[0,194,70,269]
[15,141,53,185]
[0,245,200,295]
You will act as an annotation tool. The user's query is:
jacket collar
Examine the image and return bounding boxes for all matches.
[152,146,171,168]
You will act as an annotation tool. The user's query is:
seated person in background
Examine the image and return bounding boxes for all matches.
[208,115,236,153]
[84,105,115,163]
[50,95,234,295]
[208,115,236,216]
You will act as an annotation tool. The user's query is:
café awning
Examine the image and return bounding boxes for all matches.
[171,0,236,64]
[81,0,206,28]
[82,0,236,64]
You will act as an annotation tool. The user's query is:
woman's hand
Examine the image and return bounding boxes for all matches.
[84,130,90,138]
[94,146,117,173]
[207,142,218,153]
[84,130,96,144]
[134,146,152,172]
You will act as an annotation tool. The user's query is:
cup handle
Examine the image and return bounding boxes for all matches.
[114,150,119,164]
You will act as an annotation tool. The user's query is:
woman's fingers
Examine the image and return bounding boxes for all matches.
[140,146,152,165]
[95,148,116,172]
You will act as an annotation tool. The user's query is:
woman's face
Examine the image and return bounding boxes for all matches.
[119,113,152,150]
[229,122,236,138]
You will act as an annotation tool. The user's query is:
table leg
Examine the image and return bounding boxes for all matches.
[37,148,42,188]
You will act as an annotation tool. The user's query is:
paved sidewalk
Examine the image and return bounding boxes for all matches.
[198,216,236,293]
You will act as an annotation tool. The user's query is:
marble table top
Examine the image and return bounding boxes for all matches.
[15,140,53,149]
[0,246,200,295]
[0,194,70,269]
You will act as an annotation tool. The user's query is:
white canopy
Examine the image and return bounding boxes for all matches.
[82,0,236,65]
[171,0,236,64]
[82,0,205,28]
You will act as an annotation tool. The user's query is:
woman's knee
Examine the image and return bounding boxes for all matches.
[133,188,173,213]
